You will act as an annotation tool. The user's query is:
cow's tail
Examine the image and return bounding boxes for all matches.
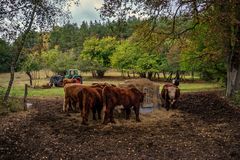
[102,87,107,113]
[102,86,109,124]
[81,88,89,124]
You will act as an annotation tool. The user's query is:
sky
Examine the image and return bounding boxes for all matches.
[69,0,103,25]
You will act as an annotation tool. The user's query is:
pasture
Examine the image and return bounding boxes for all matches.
[0,71,239,159]
[0,71,222,97]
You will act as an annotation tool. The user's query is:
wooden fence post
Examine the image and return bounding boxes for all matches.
[23,84,28,111]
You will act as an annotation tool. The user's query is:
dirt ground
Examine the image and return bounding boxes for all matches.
[0,92,239,160]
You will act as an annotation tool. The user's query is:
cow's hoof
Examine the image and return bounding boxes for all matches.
[102,121,108,125]
[65,113,71,116]
[81,121,88,125]
[110,120,116,124]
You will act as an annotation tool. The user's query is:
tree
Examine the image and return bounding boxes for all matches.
[111,39,163,79]
[180,24,226,82]
[21,52,43,86]
[1,0,77,103]
[100,0,240,97]
[49,23,82,52]
[0,39,11,72]
[81,36,118,77]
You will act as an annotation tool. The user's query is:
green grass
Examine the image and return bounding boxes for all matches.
[178,83,222,92]
[5,81,222,97]
[0,70,223,97]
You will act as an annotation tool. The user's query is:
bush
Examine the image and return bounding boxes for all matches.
[232,91,240,106]
[0,87,24,113]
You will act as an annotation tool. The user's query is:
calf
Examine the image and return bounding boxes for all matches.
[63,83,83,112]
[102,86,145,124]
[161,83,180,111]
[79,87,103,125]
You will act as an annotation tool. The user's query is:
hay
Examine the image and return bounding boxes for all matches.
[118,78,161,108]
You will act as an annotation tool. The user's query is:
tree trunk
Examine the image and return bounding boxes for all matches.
[127,71,130,78]
[133,71,135,78]
[26,71,33,86]
[191,70,194,82]
[3,65,15,102]
[96,70,105,78]
[162,71,166,81]
[225,1,240,97]
[147,72,153,80]
[139,72,146,78]
[167,72,173,81]
[3,5,37,103]
[91,71,96,77]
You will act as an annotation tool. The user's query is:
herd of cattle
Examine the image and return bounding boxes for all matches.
[62,79,180,125]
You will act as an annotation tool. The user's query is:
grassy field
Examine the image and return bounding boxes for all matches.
[0,71,223,97]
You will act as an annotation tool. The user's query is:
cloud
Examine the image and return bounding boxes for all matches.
[69,0,103,24]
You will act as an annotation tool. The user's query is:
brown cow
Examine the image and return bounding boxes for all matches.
[102,86,145,124]
[63,78,78,86]
[63,83,105,121]
[78,83,116,122]
[63,83,84,112]
[161,83,180,111]
[79,87,103,125]
[92,82,116,88]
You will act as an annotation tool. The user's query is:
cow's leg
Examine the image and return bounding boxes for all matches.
[97,105,102,120]
[166,101,170,111]
[162,100,166,108]
[92,106,97,121]
[68,99,73,112]
[109,107,116,124]
[72,101,77,112]
[103,107,110,124]
[63,97,69,112]
[125,108,131,120]
[171,100,177,109]
[82,106,89,125]
[133,106,141,122]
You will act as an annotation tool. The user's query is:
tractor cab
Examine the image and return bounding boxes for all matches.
[65,69,82,83]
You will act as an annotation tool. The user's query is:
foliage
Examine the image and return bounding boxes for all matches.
[0,39,11,72]
[81,36,118,77]
[100,0,240,97]
[21,52,43,73]
[41,49,77,74]
[111,39,166,76]
[179,24,226,82]
[49,23,83,52]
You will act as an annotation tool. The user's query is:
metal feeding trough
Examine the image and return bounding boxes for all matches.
[118,78,161,113]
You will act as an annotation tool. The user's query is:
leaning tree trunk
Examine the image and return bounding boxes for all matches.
[26,71,33,86]
[3,5,36,103]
